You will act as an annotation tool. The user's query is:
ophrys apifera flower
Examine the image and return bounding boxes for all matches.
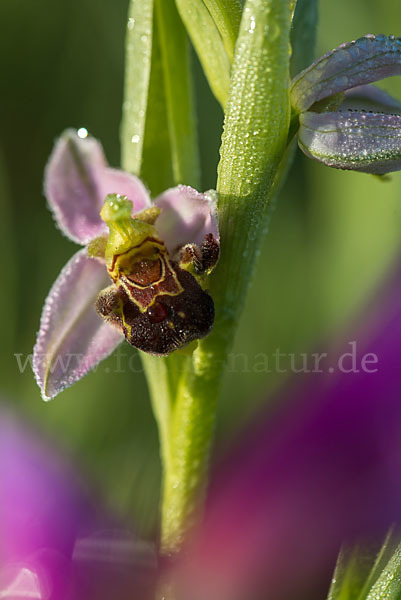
[33,130,219,400]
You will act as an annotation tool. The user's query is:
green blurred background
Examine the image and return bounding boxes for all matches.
[1,0,401,538]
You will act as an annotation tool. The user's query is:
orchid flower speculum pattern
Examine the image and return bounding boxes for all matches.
[291,34,401,174]
[94,194,218,355]
[33,130,219,400]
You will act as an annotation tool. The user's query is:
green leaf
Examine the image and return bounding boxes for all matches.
[327,546,377,600]
[290,0,318,78]
[141,10,175,195]
[202,0,242,61]
[121,0,154,175]
[366,538,401,600]
[326,529,399,600]
[155,0,201,188]
[175,0,231,107]
[122,0,201,195]
[359,529,398,600]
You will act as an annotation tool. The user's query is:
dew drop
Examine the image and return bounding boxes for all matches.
[77,127,88,139]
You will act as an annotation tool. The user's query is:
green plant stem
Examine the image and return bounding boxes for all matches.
[142,356,173,474]
[160,0,293,555]
[159,140,296,555]
[160,353,219,553]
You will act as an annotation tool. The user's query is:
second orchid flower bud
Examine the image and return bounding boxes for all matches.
[291,34,401,175]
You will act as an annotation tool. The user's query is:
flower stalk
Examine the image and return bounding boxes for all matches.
[159,0,294,554]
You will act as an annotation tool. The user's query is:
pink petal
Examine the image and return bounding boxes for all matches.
[154,185,219,257]
[33,249,123,400]
[45,130,151,244]
[99,168,151,215]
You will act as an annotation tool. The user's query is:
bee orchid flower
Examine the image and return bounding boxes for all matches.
[291,34,401,174]
[33,130,219,401]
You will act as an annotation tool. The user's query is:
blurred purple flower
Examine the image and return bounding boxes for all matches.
[291,34,401,174]
[33,130,218,400]
[175,260,401,600]
[0,410,156,600]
